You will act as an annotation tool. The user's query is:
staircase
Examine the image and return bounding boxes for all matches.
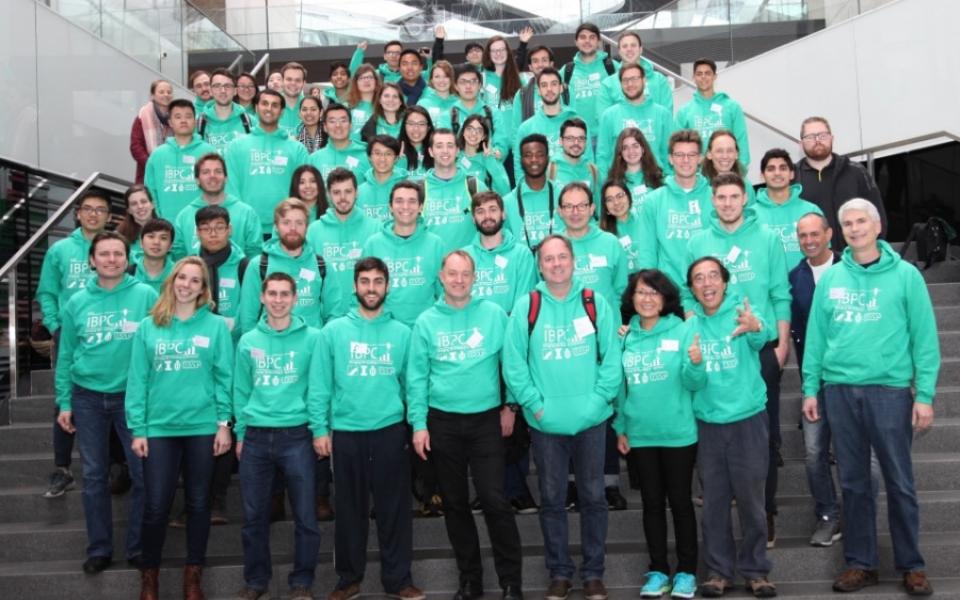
[0,281,958,599]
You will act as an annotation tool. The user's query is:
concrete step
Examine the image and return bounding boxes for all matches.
[0,534,958,599]
[928,282,960,305]
[781,356,960,391]
[777,417,960,460]
[778,387,960,419]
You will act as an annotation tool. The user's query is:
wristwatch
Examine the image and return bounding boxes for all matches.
[217,420,232,429]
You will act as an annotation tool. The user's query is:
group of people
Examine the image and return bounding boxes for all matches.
[35,21,939,600]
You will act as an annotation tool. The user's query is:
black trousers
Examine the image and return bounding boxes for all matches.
[759,343,782,515]
[429,407,522,589]
[333,423,413,593]
[630,444,699,574]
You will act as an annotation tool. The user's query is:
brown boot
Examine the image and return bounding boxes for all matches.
[316,495,334,522]
[183,564,205,600]
[139,568,159,600]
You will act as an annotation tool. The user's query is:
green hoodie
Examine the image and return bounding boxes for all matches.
[323,86,350,106]
[608,210,645,272]
[360,220,445,326]
[237,238,344,333]
[224,127,310,233]
[277,93,305,139]
[310,309,411,435]
[802,241,940,404]
[504,180,560,251]
[462,230,538,314]
[407,297,507,431]
[560,51,618,133]
[614,314,705,447]
[144,134,218,219]
[203,242,248,334]
[55,275,159,410]
[357,167,410,222]
[549,155,601,206]
[194,96,212,115]
[684,207,791,337]
[565,224,630,313]
[457,153,511,197]
[677,91,751,167]
[753,184,823,268]
[128,255,174,294]
[399,147,430,182]
[305,208,380,310]
[172,194,263,260]
[512,107,581,176]
[308,140,371,183]
[595,57,674,117]
[199,102,252,153]
[418,87,458,129]
[503,280,622,435]
[125,305,233,437]
[451,99,508,159]
[689,292,770,423]
[349,101,374,140]
[624,171,657,212]
[596,99,675,175]
[421,168,488,252]
[233,315,322,441]
[636,174,713,287]
[36,228,93,332]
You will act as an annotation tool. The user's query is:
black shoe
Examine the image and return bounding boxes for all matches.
[82,555,112,575]
[470,496,483,515]
[126,555,143,569]
[565,481,578,511]
[510,493,539,515]
[605,486,627,511]
[109,463,132,495]
[503,585,524,600]
[776,449,784,468]
[452,581,483,600]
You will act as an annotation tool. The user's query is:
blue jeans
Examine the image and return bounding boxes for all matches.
[71,386,144,559]
[824,384,925,572]
[240,424,320,591]
[531,422,607,582]
[141,435,215,568]
[803,392,840,521]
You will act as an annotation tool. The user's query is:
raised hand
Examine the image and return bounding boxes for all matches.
[688,334,702,365]
[518,26,534,43]
[435,24,446,39]
[731,297,760,338]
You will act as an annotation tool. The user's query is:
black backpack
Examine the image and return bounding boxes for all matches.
[561,56,616,105]
[197,111,252,140]
[900,216,955,270]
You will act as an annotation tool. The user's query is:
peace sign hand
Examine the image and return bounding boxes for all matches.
[731,297,761,338]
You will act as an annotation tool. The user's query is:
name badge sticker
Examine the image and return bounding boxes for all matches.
[250,348,265,360]
[589,254,608,268]
[121,320,139,334]
[193,335,210,348]
[273,155,288,166]
[220,278,236,289]
[573,316,596,339]
[711,103,723,114]
[465,330,484,349]
[726,246,742,264]
[494,255,509,269]
[829,287,845,300]
[182,155,196,164]
[660,339,680,352]
[299,267,316,282]
[345,156,359,168]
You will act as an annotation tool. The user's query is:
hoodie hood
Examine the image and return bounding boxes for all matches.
[86,273,143,297]
[430,295,485,317]
[574,49,611,67]
[379,217,428,244]
[163,133,207,152]
[201,102,247,124]
[255,313,308,336]
[469,228,519,255]
[628,312,684,338]
[690,288,741,319]
[664,173,711,197]
[362,166,409,186]
[840,239,900,274]
[707,206,760,237]
[755,184,804,208]
[693,90,731,105]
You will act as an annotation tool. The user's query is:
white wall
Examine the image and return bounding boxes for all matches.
[698,0,960,179]
[0,0,191,179]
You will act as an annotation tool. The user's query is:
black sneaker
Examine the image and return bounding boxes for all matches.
[82,555,111,575]
[470,497,482,514]
[605,486,627,511]
[511,493,539,515]
[565,482,578,511]
[109,463,132,495]
[44,468,75,499]
[775,449,784,468]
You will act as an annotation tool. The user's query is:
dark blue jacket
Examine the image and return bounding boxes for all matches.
[789,251,840,370]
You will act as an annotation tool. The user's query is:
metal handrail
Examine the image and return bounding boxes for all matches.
[845,131,960,159]
[599,32,800,144]
[1,171,131,399]
[183,0,257,60]
[251,52,270,77]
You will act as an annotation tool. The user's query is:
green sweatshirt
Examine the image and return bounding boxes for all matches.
[55,275,159,410]
[224,127,310,232]
[677,90,751,167]
[194,97,212,115]
[308,140,371,183]
[636,174,713,287]
[407,297,507,431]
[608,211,645,272]
[399,147,429,182]
[421,168,488,252]
[614,314,705,447]
[549,155,601,206]
[360,220,445,326]
[624,171,657,212]
[565,224,630,314]
[510,81,543,131]
[462,230,538,314]
[457,153,511,196]
[560,51,618,134]
[305,208,380,311]
[512,107,580,176]
[323,86,350,106]
[237,238,344,333]
[311,309,411,434]
[128,256,174,294]
[144,134,218,219]
[203,242,248,334]
[199,102,252,153]
[596,99,675,175]
[233,315,322,440]
[362,116,402,142]
[357,167,410,222]
[595,57,674,117]
[125,306,233,437]
[277,94,304,139]
[451,99,508,158]
[689,292,770,423]
[418,87,458,129]
[172,194,263,260]
[503,280,623,435]
[504,180,560,251]
[349,101,374,140]
[802,241,940,404]
[753,184,823,269]
[36,229,93,332]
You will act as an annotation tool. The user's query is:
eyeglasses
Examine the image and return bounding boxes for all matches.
[489,47,508,55]
[604,191,628,202]
[463,125,484,134]
[356,75,376,82]
[621,76,643,85]
[692,271,723,285]
[406,120,429,128]
[671,152,700,160]
[197,225,228,234]
[237,84,257,91]
[384,50,401,57]
[211,83,234,90]
[325,118,350,126]
[458,79,480,87]
[562,135,586,143]
[560,203,592,213]
[79,206,110,215]
[633,289,660,298]
[371,151,396,158]
[801,132,832,142]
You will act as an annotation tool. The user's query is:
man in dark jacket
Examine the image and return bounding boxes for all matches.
[795,116,886,251]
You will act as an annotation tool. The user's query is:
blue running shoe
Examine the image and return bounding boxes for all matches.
[670,573,697,599]
[640,572,671,598]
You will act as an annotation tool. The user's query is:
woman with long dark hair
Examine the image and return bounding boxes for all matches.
[296,96,324,154]
[398,106,434,181]
[117,185,159,261]
[418,60,458,130]
[481,35,524,151]
[360,82,405,143]
[606,128,664,212]
[455,114,510,195]
[598,180,643,271]
[289,164,328,224]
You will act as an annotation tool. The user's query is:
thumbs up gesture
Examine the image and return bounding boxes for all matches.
[688,333,702,365]
[732,297,761,338]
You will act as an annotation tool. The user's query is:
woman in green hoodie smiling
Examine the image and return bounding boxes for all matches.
[615,269,705,599]
[126,256,234,599]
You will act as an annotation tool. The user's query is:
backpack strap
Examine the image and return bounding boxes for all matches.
[197,113,207,139]
[521,80,535,122]
[259,253,269,281]
[483,105,495,134]
[316,255,327,291]
[548,161,557,181]
[561,60,574,105]
[238,256,250,286]
[239,112,252,134]
[580,288,601,363]
[602,56,616,76]
[125,263,137,276]
[526,290,542,337]
[450,107,460,135]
